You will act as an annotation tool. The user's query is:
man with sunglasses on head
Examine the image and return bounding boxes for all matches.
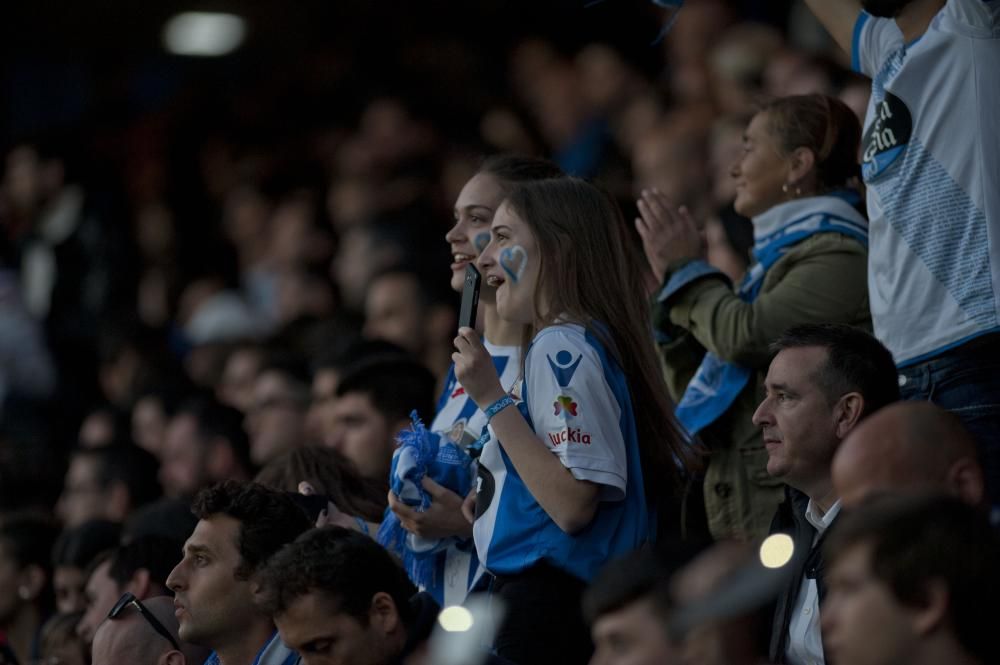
[91,594,201,665]
[166,481,312,665]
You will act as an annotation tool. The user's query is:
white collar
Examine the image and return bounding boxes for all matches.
[804,498,841,534]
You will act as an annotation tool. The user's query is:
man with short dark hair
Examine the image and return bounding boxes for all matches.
[822,494,1000,665]
[363,264,456,381]
[166,481,312,665]
[752,323,899,664]
[56,445,162,527]
[326,357,436,482]
[160,396,254,500]
[244,358,311,466]
[78,535,181,645]
[582,549,678,665]
[256,526,459,665]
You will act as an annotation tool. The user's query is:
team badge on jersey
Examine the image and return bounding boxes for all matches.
[547,350,583,387]
[862,91,912,181]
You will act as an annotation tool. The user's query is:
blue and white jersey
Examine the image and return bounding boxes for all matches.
[432,340,521,449]
[421,339,520,606]
[473,323,652,582]
[853,0,1000,365]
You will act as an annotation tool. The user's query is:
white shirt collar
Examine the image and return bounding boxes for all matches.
[804,498,841,534]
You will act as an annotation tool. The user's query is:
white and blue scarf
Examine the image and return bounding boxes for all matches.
[662,194,869,436]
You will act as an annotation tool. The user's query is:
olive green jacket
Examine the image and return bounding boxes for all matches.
[656,232,871,540]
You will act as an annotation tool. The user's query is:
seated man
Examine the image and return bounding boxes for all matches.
[166,481,312,665]
[78,535,182,645]
[91,594,202,665]
[751,323,900,664]
[582,549,679,665]
[256,526,506,665]
[326,356,436,483]
[832,401,986,510]
[822,494,1000,665]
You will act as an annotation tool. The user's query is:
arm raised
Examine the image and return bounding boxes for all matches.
[803,0,863,55]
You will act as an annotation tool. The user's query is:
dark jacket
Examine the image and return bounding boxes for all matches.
[768,487,836,664]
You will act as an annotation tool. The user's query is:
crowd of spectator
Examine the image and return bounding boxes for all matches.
[1,0,998,664]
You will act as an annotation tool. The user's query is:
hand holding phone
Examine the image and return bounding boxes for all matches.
[458,264,481,331]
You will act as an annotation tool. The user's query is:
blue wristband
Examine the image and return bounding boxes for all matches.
[484,394,515,421]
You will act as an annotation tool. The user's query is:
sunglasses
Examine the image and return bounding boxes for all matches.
[107,592,181,651]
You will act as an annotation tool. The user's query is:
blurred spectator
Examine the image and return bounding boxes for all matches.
[244,356,311,466]
[56,445,162,528]
[649,95,872,540]
[165,481,312,665]
[822,495,1000,665]
[77,535,181,645]
[832,401,985,510]
[0,264,56,411]
[0,514,59,665]
[669,541,773,665]
[306,338,408,447]
[327,356,437,483]
[159,396,254,501]
[362,264,456,381]
[583,548,679,665]
[216,341,265,414]
[38,611,87,665]
[131,381,193,459]
[754,324,898,665]
[51,520,121,614]
[121,498,198,546]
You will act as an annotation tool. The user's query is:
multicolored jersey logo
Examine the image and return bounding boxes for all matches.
[553,395,578,417]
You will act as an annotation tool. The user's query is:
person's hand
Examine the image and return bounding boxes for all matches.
[636,188,704,286]
[461,488,477,525]
[299,481,365,531]
[453,327,505,409]
[388,477,473,539]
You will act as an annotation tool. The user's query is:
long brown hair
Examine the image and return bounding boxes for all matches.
[254,446,387,523]
[503,177,694,498]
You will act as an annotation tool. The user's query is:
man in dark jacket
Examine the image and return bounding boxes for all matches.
[751,324,899,664]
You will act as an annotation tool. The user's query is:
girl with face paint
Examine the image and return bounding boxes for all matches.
[385,155,563,608]
[454,176,693,665]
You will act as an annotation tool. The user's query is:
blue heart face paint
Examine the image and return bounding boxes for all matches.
[474,232,491,254]
[500,245,528,284]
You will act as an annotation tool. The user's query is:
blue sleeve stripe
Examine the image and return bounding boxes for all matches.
[852,11,871,74]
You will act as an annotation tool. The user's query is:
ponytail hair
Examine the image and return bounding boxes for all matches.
[760,94,862,191]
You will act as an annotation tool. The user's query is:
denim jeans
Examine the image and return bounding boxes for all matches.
[898,335,1000,521]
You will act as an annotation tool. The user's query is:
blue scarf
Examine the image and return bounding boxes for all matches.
[377,413,474,592]
[672,194,868,436]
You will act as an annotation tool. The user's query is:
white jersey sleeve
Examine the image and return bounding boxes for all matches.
[853,11,903,76]
[523,326,627,501]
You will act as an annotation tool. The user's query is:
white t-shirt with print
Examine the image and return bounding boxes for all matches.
[853,0,1000,365]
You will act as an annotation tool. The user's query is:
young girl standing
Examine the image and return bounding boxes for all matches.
[454,177,691,664]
